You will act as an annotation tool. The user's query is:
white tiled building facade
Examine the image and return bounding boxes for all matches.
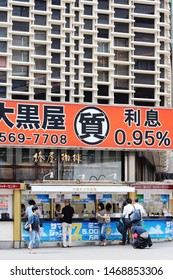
[0,0,171,107]
[0,0,171,177]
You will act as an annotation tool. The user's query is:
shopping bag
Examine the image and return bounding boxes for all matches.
[129,209,141,223]
[105,214,110,224]
[24,221,30,231]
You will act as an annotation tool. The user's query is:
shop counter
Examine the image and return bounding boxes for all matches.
[21,216,173,244]
[0,219,14,248]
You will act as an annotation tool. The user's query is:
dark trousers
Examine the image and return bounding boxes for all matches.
[122,218,132,243]
[133,235,152,248]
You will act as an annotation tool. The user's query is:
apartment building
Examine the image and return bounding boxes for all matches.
[0,0,171,183]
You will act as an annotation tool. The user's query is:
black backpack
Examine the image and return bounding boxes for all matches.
[117,218,126,235]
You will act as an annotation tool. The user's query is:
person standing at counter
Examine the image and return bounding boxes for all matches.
[25,199,41,219]
[28,206,41,254]
[119,198,134,245]
[55,204,61,217]
[61,199,74,248]
[96,202,112,246]
[132,197,147,226]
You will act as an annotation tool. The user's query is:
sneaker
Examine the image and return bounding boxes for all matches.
[103,242,106,246]
[148,243,153,247]
[100,242,104,246]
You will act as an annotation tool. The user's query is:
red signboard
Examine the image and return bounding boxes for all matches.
[0,184,21,189]
[0,100,172,150]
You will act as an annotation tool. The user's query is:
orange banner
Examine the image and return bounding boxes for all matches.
[0,100,172,150]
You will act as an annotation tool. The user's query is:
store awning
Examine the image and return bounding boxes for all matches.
[31,184,135,193]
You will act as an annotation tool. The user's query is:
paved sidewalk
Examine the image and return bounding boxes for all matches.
[0,240,172,260]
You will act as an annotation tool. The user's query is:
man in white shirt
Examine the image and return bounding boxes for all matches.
[133,197,147,226]
[119,198,134,245]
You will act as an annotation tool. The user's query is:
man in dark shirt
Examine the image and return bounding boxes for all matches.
[61,199,74,247]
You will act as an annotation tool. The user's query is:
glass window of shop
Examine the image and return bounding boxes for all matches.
[0,148,58,182]
[60,149,124,181]
[0,148,124,182]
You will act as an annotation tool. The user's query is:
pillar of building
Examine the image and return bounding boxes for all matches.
[13,189,21,248]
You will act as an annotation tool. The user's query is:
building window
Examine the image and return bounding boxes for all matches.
[35,59,46,70]
[35,15,46,26]
[0,0,7,6]
[135,4,154,15]
[51,68,61,79]
[51,38,60,49]
[52,25,61,35]
[84,5,92,15]
[84,62,92,73]
[34,89,46,100]
[114,93,129,104]
[134,60,155,71]
[0,11,7,22]
[98,85,109,96]
[12,50,29,62]
[12,21,29,32]
[51,82,60,93]
[98,42,109,53]
[134,46,154,56]
[98,71,109,82]
[84,19,92,30]
[135,74,154,85]
[98,14,109,24]
[0,42,7,52]
[52,9,61,20]
[134,18,154,29]
[114,50,128,61]
[35,44,46,55]
[12,35,29,47]
[65,61,70,72]
[51,53,60,64]
[12,65,29,77]
[84,77,92,88]
[0,71,6,83]
[114,23,129,33]
[114,65,128,75]
[35,30,46,40]
[114,79,128,89]
[34,74,46,85]
[84,34,92,44]
[84,48,92,59]
[114,38,128,47]
[98,56,109,67]
[12,6,29,17]
[35,0,47,11]
[0,86,6,98]
[98,29,109,38]
[98,0,109,10]
[0,57,6,67]
[0,27,7,37]
[135,32,154,43]
[114,8,129,19]
[12,80,28,92]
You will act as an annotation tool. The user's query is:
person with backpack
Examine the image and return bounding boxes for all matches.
[28,206,41,254]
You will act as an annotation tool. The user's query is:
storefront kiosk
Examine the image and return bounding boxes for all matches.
[21,182,135,246]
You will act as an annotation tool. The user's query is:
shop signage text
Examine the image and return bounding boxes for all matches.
[0,184,20,189]
[0,100,173,150]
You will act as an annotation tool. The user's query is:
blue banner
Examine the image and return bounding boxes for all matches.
[22,218,173,243]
